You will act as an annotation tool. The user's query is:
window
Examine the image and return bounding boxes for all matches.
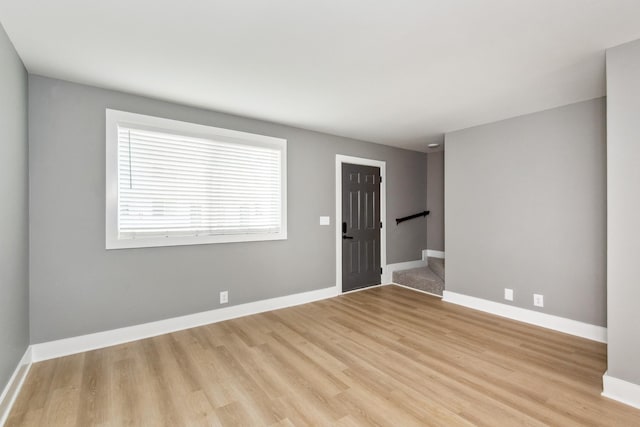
[106,110,287,249]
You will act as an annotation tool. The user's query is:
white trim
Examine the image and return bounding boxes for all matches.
[105,109,288,250]
[381,259,428,284]
[390,283,443,298]
[442,291,607,343]
[31,286,337,362]
[602,371,640,410]
[335,155,387,294]
[0,347,32,426]
[424,249,445,259]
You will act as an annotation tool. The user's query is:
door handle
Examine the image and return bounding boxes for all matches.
[342,222,353,239]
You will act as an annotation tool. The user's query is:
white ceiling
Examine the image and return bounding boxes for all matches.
[1,1,640,152]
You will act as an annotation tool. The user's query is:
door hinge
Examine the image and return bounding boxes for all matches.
[380,267,383,274]
[380,221,383,228]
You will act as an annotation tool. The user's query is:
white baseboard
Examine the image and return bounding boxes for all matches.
[424,249,445,259]
[390,283,443,299]
[382,260,428,284]
[602,372,640,409]
[31,286,337,362]
[442,291,607,343]
[0,347,32,426]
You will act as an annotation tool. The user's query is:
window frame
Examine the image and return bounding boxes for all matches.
[105,109,287,250]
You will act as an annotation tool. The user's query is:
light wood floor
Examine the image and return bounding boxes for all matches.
[7,285,640,426]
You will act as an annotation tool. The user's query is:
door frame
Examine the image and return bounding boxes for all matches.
[335,155,387,294]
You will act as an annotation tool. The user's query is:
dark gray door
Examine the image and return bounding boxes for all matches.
[342,163,381,292]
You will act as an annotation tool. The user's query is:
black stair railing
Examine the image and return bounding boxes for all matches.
[396,210,430,225]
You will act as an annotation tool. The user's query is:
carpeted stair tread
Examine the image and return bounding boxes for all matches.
[392,266,444,296]
[428,257,445,281]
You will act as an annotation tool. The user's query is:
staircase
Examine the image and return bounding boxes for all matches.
[392,257,445,296]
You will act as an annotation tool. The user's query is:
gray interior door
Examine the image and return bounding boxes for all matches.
[342,163,381,292]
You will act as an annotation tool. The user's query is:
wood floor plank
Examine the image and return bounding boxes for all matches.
[6,285,640,426]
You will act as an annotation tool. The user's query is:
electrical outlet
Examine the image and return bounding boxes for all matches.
[533,294,544,307]
[504,288,514,301]
[220,291,229,304]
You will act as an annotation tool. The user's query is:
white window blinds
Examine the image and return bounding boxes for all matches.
[106,110,287,249]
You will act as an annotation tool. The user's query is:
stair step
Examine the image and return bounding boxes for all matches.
[392,266,444,296]
[428,257,445,281]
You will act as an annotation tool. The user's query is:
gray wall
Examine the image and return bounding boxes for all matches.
[606,39,640,385]
[427,151,444,251]
[29,76,428,343]
[445,98,606,325]
[0,24,29,390]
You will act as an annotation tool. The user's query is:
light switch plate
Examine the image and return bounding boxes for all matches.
[319,216,330,225]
